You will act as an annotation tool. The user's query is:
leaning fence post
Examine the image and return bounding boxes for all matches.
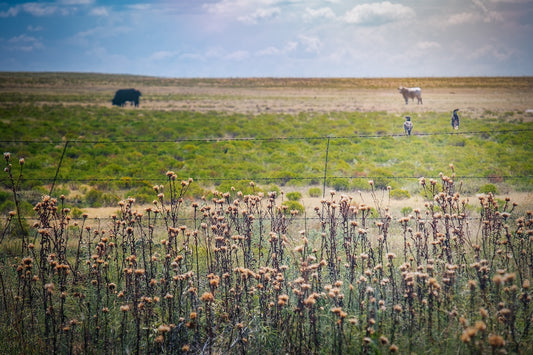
[50,140,69,196]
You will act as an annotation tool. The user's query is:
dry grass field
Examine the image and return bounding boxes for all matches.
[2,74,533,118]
[139,85,533,118]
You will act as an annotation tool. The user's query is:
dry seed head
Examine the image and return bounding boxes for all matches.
[200,292,215,302]
[493,274,504,285]
[43,282,55,293]
[503,273,515,283]
[158,324,171,333]
[488,334,505,348]
[475,320,487,332]
[460,327,477,343]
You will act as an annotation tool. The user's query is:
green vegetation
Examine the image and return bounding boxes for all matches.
[308,187,322,198]
[390,189,411,200]
[285,191,302,201]
[282,200,305,214]
[1,105,530,196]
[479,183,498,194]
[0,73,532,354]
[0,74,531,208]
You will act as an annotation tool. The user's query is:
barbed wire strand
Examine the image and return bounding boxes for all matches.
[1,129,531,188]
[1,175,530,184]
[1,128,533,145]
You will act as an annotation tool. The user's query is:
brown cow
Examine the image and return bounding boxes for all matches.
[398,86,422,104]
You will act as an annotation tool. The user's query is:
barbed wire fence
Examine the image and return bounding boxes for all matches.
[1,129,532,225]
[2,128,532,195]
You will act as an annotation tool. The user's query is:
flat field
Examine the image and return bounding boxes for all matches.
[1,73,533,354]
[2,73,533,117]
[1,73,532,214]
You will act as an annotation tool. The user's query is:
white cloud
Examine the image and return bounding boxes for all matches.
[22,3,61,16]
[127,4,152,11]
[203,0,252,15]
[149,51,178,61]
[343,1,415,26]
[256,41,298,56]
[89,7,108,16]
[238,7,280,24]
[27,25,43,32]
[224,50,250,60]
[59,0,93,5]
[417,41,441,50]
[447,12,480,25]
[203,0,294,23]
[468,44,512,61]
[299,35,321,53]
[0,6,19,18]
[472,0,504,22]
[1,2,86,17]
[180,53,205,61]
[489,0,531,2]
[256,46,281,56]
[7,34,44,51]
[304,7,335,21]
[70,25,132,47]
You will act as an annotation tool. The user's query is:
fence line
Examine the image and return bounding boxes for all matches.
[7,175,531,183]
[1,128,532,145]
[1,129,531,192]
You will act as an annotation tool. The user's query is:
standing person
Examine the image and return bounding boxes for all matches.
[451,109,460,131]
[403,116,413,136]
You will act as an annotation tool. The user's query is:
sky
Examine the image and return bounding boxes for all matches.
[0,0,532,78]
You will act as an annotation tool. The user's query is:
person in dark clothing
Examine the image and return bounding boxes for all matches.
[403,116,413,136]
[451,109,460,131]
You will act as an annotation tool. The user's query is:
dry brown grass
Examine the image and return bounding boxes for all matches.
[2,74,533,119]
[127,82,533,119]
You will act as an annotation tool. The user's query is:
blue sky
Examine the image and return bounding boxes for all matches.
[1,0,532,77]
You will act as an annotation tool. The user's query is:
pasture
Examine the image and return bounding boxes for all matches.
[0,73,532,354]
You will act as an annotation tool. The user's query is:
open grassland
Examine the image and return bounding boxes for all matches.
[2,73,533,116]
[0,73,532,216]
[0,73,532,354]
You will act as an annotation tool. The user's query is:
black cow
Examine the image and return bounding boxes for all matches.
[112,88,142,107]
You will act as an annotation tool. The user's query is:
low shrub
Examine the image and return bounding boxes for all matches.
[390,189,411,199]
[286,191,302,201]
[70,206,84,219]
[401,206,413,216]
[85,188,103,207]
[478,183,498,194]
[282,200,305,215]
[308,187,321,198]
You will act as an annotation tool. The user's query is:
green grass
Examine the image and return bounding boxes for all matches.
[1,107,531,190]
[0,73,532,207]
